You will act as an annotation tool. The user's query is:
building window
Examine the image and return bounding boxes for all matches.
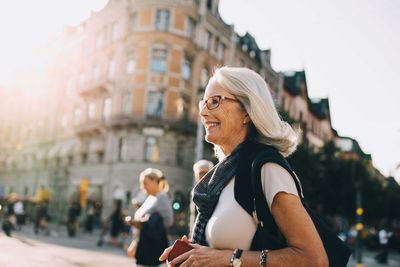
[126,57,136,74]
[204,31,211,50]
[73,107,81,125]
[176,97,188,120]
[176,140,185,166]
[130,13,137,31]
[61,115,68,129]
[117,137,123,161]
[81,152,88,164]
[111,22,119,41]
[217,42,225,61]
[95,31,104,48]
[97,151,104,163]
[108,58,116,81]
[121,91,132,114]
[207,0,213,10]
[155,10,170,31]
[79,73,86,86]
[88,102,96,120]
[144,136,159,162]
[249,50,256,58]
[200,68,209,88]
[182,57,191,80]
[92,65,100,81]
[185,16,196,39]
[103,97,112,121]
[150,49,167,73]
[66,79,73,96]
[214,37,219,53]
[146,91,164,118]
[118,137,129,161]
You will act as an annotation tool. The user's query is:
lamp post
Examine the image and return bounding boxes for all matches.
[194,89,205,186]
[353,159,363,267]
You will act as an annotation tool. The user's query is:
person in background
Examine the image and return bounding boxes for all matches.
[109,199,124,246]
[193,160,214,182]
[189,160,214,234]
[13,199,25,230]
[375,223,393,264]
[66,201,81,237]
[127,168,173,267]
[160,67,328,267]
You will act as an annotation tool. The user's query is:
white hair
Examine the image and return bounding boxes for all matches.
[193,159,214,173]
[210,66,299,157]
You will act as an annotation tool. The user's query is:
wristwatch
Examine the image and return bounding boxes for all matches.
[230,248,243,267]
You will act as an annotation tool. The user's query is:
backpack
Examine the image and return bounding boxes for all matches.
[250,149,352,267]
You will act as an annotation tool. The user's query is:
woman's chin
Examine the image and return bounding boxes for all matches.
[205,133,217,145]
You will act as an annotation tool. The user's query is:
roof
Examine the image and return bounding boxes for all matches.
[236,32,262,64]
[309,98,330,120]
[283,71,306,96]
[336,136,372,161]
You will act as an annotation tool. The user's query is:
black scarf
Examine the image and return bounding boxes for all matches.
[191,143,243,245]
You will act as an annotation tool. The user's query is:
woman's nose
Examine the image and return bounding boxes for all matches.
[199,103,208,117]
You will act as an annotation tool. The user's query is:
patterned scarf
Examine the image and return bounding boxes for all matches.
[191,144,243,245]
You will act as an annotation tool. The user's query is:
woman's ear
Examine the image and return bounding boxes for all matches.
[243,114,251,124]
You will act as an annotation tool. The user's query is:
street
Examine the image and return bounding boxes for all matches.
[1,224,400,267]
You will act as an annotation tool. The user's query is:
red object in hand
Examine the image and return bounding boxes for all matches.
[167,240,194,265]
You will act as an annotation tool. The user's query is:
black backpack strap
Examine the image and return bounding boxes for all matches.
[250,149,304,230]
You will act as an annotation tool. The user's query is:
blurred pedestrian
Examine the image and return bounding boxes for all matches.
[375,223,393,264]
[84,200,95,233]
[109,200,124,246]
[189,159,214,234]
[127,168,173,267]
[13,199,25,230]
[66,201,81,237]
[193,159,214,182]
[34,201,50,235]
[2,196,17,236]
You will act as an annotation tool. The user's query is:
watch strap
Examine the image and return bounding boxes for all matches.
[230,249,243,266]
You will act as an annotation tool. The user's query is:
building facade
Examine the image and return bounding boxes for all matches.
[0,0,281,216]
[281,71,335,148]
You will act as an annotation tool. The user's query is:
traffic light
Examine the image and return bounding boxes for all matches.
[172,201,181,211]
[172,191,184,212]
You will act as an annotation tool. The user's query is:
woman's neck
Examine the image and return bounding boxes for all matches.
[220,136,246,157]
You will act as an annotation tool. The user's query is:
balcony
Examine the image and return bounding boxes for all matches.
[79,80,111,98]
[73,119,104,137]
[105,113,197,134]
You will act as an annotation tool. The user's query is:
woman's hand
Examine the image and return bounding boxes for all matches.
[167,244,230,267]
[159,235,191,261]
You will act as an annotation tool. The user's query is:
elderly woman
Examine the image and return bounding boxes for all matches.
[160,67,328,267]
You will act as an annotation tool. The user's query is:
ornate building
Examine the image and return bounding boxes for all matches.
[281,71,335,148]
[0,0,281,216]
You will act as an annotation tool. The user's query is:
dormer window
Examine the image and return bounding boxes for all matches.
[249,50,256,58]
[242,44,248,52]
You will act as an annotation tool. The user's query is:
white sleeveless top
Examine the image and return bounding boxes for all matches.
[205,163,299,250]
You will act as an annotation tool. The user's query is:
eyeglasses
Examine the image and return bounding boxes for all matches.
[198,95,239,110]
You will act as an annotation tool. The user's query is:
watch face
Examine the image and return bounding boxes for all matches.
[233,258,242,267]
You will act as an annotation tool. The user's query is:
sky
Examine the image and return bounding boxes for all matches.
[0,0,399,179]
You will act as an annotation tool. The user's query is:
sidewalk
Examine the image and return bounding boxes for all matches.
[10,223,400,267]
[347,249,400,267]
[11,222,129,256]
